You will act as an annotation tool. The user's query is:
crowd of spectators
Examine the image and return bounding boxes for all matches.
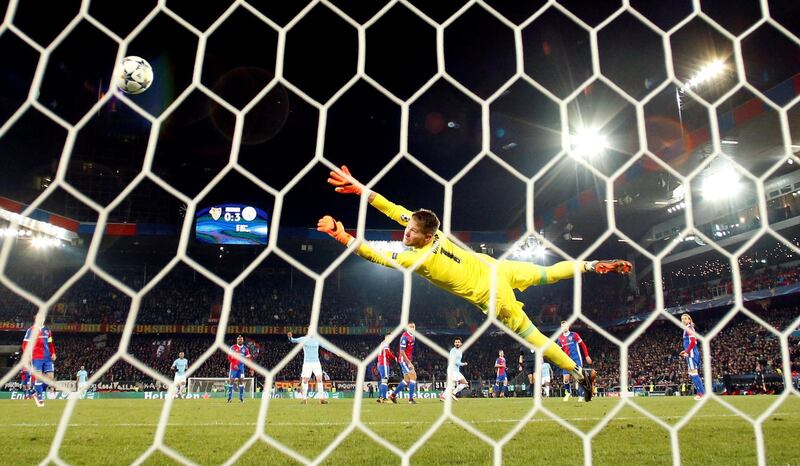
[3,260,798,333]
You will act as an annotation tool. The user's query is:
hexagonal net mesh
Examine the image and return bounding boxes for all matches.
[1,0,799,465]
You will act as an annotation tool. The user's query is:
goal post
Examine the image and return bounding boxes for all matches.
[187,377,256,399]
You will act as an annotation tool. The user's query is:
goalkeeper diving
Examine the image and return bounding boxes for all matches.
[317,166,633,401]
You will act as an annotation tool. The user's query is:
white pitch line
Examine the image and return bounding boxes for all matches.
[4,411,797,428]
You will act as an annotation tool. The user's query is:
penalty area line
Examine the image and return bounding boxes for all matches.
[4,411,796,428]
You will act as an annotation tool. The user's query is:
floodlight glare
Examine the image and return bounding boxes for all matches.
[685,59,726,90]
[702,167,741,201]
[570,127,608,158]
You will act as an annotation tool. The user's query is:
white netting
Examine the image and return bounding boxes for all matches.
[0,0,799,465]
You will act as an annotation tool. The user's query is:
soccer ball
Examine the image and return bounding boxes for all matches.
[116,56,153,95]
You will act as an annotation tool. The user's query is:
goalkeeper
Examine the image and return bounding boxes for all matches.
[318,166,632,401]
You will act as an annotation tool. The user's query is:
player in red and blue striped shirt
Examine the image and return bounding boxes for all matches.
[22,325,56,407]
[19,368,33,399]
[680,314,705,400]
[376,333,396,403]
[227,335,251,403]
[389,323,417,404]
[558,321,591,402]
[493,351,508,397]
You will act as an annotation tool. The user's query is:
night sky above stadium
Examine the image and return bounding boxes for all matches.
[0,0,799,253]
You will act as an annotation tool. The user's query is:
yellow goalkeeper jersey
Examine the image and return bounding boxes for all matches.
[355,194,494,308]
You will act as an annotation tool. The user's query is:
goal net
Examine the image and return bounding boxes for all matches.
[0,0,798,465]
[187,377,256,398]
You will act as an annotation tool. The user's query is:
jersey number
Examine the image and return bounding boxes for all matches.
[440,248,461,263]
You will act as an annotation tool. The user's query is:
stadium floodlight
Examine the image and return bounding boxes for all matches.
[683,58,726,91]
[701,166,741,201]
[570,127,607,158]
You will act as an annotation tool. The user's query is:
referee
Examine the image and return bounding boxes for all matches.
[519,345,537,397]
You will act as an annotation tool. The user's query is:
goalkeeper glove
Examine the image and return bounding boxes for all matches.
[585,260,632,274]
[317,215,353,246]
[327,165,364,196]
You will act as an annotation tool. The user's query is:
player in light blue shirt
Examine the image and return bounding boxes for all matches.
[541,361,552,397]
[288,332,329,404]
[76,365,89,392]
[441,337,469,401]
[171,351,189,398]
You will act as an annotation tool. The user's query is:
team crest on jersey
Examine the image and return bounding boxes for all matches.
[210,207,222,220]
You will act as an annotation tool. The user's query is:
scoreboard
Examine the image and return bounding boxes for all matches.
[195,204,269,245]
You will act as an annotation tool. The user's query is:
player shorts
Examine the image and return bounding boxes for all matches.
[378,365,390,380]
[229,367,245,379]
[686,352,701,371]
[33,359,55,374]
[301,362,323,379]
[174,373,186,384]
[399,361,415,375]
[473,257,552,334]
[448,370,465,382]
[524,362,536,375]
[496,374,507,383]
[541,376,551,385]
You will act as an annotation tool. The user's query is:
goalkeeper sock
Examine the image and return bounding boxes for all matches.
[392,381,406,396]
[691,375,705,395]
[518,321,578,374]
[408,381,416,399]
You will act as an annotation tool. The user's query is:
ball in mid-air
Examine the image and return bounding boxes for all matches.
[116,56,153,94]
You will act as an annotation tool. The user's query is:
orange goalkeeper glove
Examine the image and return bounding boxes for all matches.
[587,260,632,274]
[317,215,353,246]
[327,165,363,196]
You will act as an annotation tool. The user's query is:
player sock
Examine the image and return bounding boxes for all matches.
[392,381,406,396]
[501,385,507,396]
[691,375,705,395]
[544,386,550,397]
[239,384,244,400]
[454,383,468,395]
[35,382,44,400]
[563,382,571,395]
[315,381,323,399]
[493,383,499,396]
[408,381,416,399]
[301,381,309,399]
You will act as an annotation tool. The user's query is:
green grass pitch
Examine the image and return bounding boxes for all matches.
[2,395,799,465]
